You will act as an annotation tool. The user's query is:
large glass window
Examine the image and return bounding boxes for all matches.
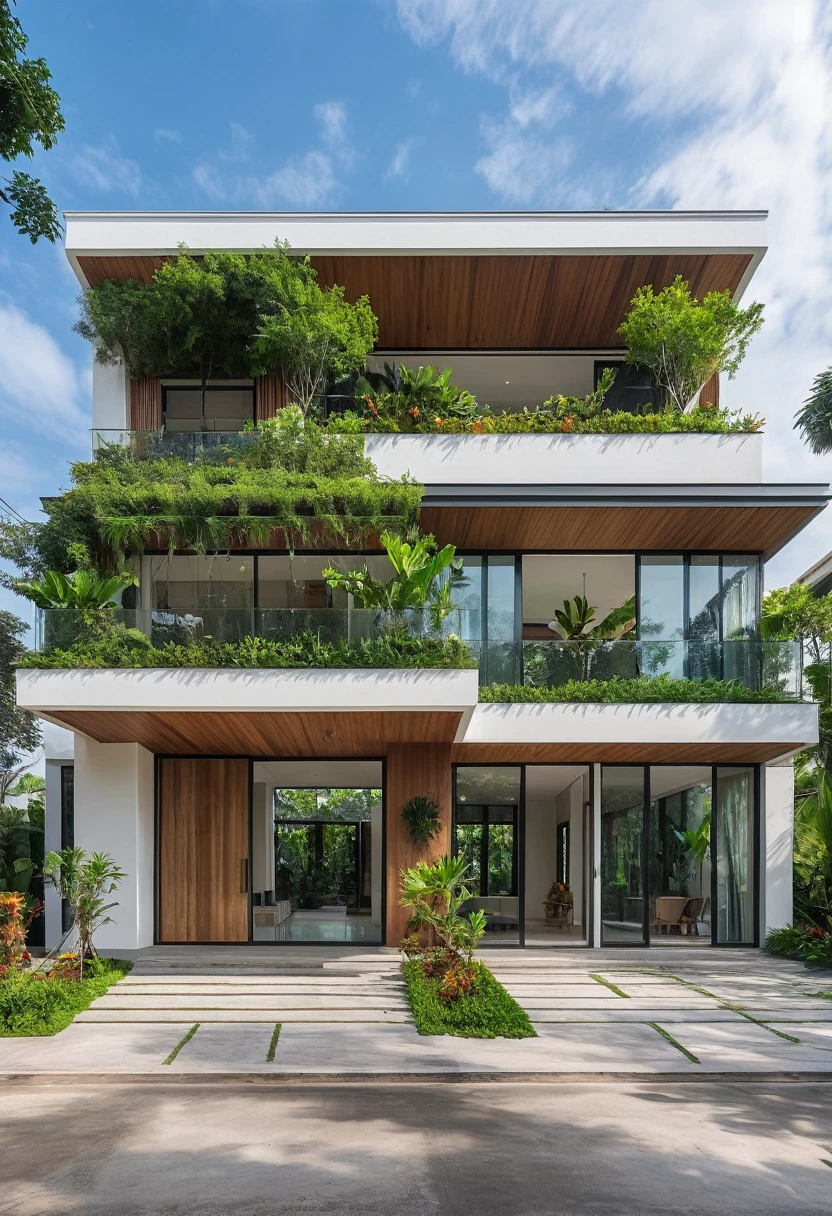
[600,767,647,945]
[163,384,255,432]
[638,556,684,676]
[715,767,756,944]
[484,556,518,684]
[453,767,521,943]
[648,767,712,941]
[143,554,254,643]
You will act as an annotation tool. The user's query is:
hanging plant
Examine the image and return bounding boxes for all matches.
[401,796,442,848]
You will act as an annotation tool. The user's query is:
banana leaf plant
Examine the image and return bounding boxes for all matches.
[547,594,637,679]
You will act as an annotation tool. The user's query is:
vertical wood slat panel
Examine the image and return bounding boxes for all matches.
[699,373,720,408]
[385,743,452,945]
[255,374,287,420]
[129,378,162,429]
[159,758,249,942]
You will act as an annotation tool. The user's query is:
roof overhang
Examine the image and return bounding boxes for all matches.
[64,209,768,351]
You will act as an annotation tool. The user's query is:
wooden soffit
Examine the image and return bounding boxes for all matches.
[75,252,753,349]
[49,709,463,757]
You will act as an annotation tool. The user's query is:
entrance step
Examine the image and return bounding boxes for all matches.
[76,1009,412,1024]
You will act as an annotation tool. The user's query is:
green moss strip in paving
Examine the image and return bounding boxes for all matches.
[648,1022,700,1064]
[665,973,802,1042]
[163,1023,200,1065]
[266,1023,281,1061]
[589,974,630,998]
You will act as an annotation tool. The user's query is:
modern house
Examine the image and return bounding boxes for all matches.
[16,208,826,955]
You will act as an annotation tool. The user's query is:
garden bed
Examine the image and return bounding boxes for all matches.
[402,958,536,1039]
[0,958,132,1036]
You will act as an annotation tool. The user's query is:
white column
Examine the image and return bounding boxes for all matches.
[91,358,128,433]
[592,763,602,948]
[763,762,794,937]
[73,734,155,957]
[569,778,584,928]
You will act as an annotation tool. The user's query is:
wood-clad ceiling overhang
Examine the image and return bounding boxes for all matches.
[67,209,767,351]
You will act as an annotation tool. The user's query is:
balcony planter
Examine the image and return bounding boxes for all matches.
[363,432,763,486]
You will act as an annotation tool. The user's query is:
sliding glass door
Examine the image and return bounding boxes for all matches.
[600,765,758,947]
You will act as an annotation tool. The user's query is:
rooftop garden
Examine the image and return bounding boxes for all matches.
[75,244,765,437]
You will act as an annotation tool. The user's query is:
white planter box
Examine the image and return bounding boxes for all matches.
[16,667,480,714]
[364,432,763,486]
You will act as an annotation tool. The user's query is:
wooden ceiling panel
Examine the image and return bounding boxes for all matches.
[420,504,820,559]
[51,709,462,757]
[76,252,753,350]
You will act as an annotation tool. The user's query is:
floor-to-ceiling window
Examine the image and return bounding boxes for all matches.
[453,767,522,945]
[600,764,758,947]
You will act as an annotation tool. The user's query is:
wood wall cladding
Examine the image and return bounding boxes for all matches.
[699,372,719,408]
[255,374,287,420]
[420,504,821,560]
[54,710,463,756]
[129,378,162,429]
[385,744,453,944]
[158,758,249,942]
[77,252,752,350]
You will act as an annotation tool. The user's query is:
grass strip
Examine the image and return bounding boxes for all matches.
[648,1022,701,1064]
[589,974,630,998]
[665,973,802,1043]
[402,960,536,1039]
[266,1023,281,1061]
[0,959,133,1037]
[162,1023,200,1065]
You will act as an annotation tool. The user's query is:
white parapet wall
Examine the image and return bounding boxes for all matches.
[73,734,154,957]
[17,666,481,714]
[363,433,763,487]
[464,701,819,751]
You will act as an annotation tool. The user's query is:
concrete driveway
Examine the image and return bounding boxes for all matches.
[2,1081,832,1215]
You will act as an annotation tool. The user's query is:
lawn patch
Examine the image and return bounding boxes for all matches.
[589,974,630,998]
[267,1022,281,1061]
[0,958,132,1037]
[402,959,536,1039]
[163,1022,200,1065]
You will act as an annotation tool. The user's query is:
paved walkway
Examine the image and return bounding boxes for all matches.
[2,946,832,1079]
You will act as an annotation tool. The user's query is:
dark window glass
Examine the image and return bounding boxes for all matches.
[600,766,646,945]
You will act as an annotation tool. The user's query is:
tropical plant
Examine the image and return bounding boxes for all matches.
[0,610,40,769]
[548,594,636,642]
[254,276,378,415]
[400,854,483,959]
[0,1,64,242]
[478,676,790,704]
[14,569,138,611]
[400,796,442,848]
[762,582,832,667]
[354,364,479,431]
[0,889,37,975]
[673,812,711,868]
[794,367,832,455]
[618,275,764,413]
[42,848,126,974]
[323,531,464,626]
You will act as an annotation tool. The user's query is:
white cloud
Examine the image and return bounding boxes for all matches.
[154,128,181,144]
[192,104,353,209]
[396,0,832,584]
[0,304,87,440]
[68,139,142,196]
[384,137,422,181]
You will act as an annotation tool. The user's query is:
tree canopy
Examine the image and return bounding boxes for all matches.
[0,609,40,768]
[794,367,832,455]
[0,0,64,242]
[618,275,764,413]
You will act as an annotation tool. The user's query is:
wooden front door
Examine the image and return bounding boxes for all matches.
[158,758,249,943]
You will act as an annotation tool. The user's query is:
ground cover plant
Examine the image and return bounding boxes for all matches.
[765,925,832,968]
[479,676,792,704]
[19,628,475,670]
[0,955,131,1035]
[399,856,536,1039]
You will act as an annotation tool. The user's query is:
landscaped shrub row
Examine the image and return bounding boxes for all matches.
[402,958,536,1039]
[765,925,832,968]
[479,676,793,704]
[18,628,477,670]
[0,958,132,1036]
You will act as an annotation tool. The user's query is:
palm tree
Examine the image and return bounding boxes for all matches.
[795,368,832,454]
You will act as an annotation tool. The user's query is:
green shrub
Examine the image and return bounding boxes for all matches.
[0,957,132,1036]
[402,958,536,1038]
[479,676,790,704]
[19,628,476,671]
[766,924,832,968]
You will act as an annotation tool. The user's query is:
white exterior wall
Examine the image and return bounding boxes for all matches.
[763,763,795,936]
[73,735,154,957]
[569,778,584,928]
[91,358,128,432]
[364,433,763,487]
[525,797,558,923]
[591,764,602,948]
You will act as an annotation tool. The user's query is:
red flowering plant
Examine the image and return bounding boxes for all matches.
[0,891,40,978]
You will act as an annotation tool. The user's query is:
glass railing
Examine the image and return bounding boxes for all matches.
[480,639,802,697]
[32,611,802,695]
[91,430,261,462]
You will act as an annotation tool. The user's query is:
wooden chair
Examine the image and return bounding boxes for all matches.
[679,897,708,936]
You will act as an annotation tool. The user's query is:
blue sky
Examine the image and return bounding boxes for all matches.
[2,0,832,635]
